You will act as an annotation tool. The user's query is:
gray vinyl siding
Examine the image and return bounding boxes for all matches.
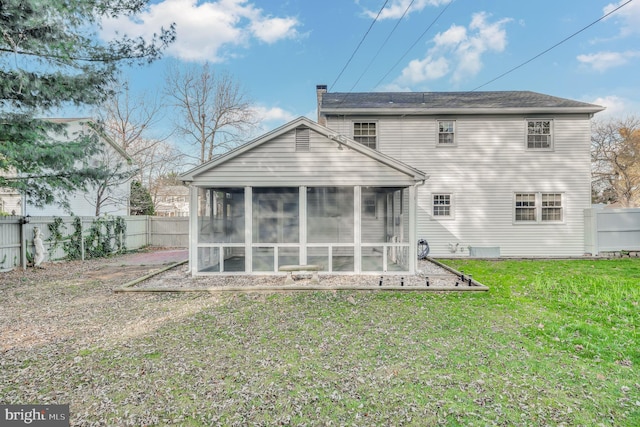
[326,114,592,257]
[192,129,418,187]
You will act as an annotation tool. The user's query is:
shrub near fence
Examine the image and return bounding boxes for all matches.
[0,216,188,270]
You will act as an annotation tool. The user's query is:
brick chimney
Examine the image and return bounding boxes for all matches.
[316,84,327,126]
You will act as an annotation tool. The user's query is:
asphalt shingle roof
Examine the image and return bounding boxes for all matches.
[320,91,603,111]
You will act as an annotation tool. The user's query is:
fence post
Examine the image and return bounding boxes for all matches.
[592,209,600,256]
[20,218,27,270]
[584,209,595,256]
[80,218,85,261]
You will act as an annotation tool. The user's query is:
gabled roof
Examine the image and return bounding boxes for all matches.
[47,118,133,163]
[180,116,427,182]
[320,91,605,115]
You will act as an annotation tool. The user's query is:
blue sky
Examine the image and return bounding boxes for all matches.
[99,0,640,139]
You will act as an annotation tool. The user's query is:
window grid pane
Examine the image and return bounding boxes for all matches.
[527,120,551,149]
[354,122,376,149]
[438,121,455,144]
[433,194,451,217]
[542,193,563,221]
[515,193,536,221]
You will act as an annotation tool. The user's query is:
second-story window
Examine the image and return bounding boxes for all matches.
[353,122,377,149]
[438,120,455,145]
[527,119,553,149]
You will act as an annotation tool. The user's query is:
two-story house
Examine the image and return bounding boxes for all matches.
[154,185,190,217]
[180,86,603,276]
[317,87,605,259]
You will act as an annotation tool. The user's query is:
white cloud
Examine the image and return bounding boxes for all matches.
[253,105,297,123]
[398,56,449,84]
[577,50,640,72]
[395,12,511,86]
[433,25,467,47]
[377,82,412,92]
[250,16,300,44]
[361,0,452,20]
[248,105,298,136]
[589,95,640,118]
[604,0,640,37]
[100,0,300,62]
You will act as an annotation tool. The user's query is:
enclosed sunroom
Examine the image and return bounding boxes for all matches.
[180,117,426,276]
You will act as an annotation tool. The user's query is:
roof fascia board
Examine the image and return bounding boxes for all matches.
[45,118,133,162]
[322,106,605,115]
[85,120,133,162]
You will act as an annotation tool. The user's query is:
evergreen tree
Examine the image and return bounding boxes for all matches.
[130,180,155,215]
[0,0,175,208]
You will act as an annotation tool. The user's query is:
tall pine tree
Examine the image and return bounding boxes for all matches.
[0,0,175,208]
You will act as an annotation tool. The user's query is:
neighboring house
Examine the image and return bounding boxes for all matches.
[154,185,190,217]
[180,87,604,276]
[10,118,134,217]
[0,186,21,215]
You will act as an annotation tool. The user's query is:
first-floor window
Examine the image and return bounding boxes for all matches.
[363,194,377,217]
[515,193,536,221]
[515,192,563,223]
[433,193,452,217]
[542,193,563,221]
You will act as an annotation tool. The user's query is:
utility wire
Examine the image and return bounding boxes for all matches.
[374,0,455,88]
[347,0,417,93]
[329,0,390,91]
[470,0,635,91]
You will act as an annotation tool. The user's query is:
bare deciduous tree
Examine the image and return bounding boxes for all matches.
[129,137,184,203]
[98,79,184,213]
[99,81,167,153]
[164,62,257,164]
[591,116,640,207]
[86,146,134,216]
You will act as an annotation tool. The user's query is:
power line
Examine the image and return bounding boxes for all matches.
[329,0,390,91]
[470,0,635,91]
[347,0,417,93]
[374,0,456,88]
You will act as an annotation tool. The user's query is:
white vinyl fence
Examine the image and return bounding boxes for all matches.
[584,207,640,256]
[0,216,188,271]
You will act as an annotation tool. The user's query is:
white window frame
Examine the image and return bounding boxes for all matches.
[526,119,553,151]
[437,120,456,146]
[514,192,564,223]
[432,193,453,219]
[541,193,564,222]
[353,121,377,150]
[362,194,377,218]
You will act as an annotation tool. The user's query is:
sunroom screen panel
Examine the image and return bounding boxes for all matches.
[197,188,245,243]
[252,188,299,243]
[307,187,354,243]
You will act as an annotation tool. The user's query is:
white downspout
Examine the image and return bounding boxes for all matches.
[410,178,427,273]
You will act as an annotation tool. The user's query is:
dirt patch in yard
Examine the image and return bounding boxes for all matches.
[0,249,204,353]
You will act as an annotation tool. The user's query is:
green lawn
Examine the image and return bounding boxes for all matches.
[2,258,639,426]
